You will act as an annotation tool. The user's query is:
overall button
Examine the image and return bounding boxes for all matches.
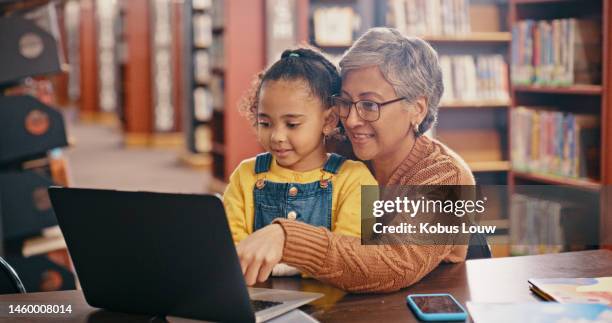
[288,186,298,196]
[287,211,297,220]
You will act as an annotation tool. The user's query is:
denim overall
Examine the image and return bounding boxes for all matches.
[253,152,346,231]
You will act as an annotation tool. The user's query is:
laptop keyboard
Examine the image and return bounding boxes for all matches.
[250,300,283,312]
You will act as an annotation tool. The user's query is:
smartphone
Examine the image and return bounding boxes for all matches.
[406,293,467,321]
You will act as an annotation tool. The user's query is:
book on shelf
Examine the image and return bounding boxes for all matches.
[195,125,212,153]
[510,194,597,256]
[211,34,225,69]
[511,107,600,179]
[211,0,224,29]
[439,54,509,105]
[193,0,211,11]
[193,87,212,121]
[193,13,212,48]
[510,194,563,256]
[194,51,211,83]
[313,6,354,47]
[22,234,67,257]
[210,75,224,110]
[511,18,602,86]
[388,0,470,37]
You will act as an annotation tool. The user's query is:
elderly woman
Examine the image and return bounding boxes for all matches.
[236,27,474,293]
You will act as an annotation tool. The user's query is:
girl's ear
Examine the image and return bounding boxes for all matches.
[323,108,339,135]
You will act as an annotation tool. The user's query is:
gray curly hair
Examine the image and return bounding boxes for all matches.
[339,27,443,136]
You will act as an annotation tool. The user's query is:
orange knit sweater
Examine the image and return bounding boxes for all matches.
[274,135,475,293]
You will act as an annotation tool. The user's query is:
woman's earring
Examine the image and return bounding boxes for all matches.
[413,122,420,135]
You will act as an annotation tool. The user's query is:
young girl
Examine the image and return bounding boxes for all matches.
[223,48,376,257]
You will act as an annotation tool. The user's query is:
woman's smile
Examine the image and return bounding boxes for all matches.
[348,131,375,144]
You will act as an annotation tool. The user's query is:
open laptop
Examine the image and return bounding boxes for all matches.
[48,187,322,322]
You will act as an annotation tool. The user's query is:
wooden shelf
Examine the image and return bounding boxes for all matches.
[315,43,351,49]
[420,32,511,43]
[179,151,212,170]
[512,84,602,95]
[469,161,511,172]
[513,0,592,4]
[512,171,601,190]
[194,44,210,50]
[439,101,510,109]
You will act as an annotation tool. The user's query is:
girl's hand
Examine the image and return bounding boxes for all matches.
[236,223,285,285]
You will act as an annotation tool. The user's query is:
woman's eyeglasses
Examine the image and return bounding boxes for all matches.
[330,95,408,122]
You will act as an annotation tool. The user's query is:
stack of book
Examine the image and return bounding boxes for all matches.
[510,193,597,256]
[511,18,602,86]
[211,34,224,70]
[511,107,600,179]
[510,194,564,256]
[388,0,470,36]
[193,87,212,122]
[210,75,224,111]
[194,51,211,84]
[439,54,509,104]
[193,13,212,48]
[211,0,223,29]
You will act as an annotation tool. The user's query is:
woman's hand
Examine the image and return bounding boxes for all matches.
[236,223,286,285]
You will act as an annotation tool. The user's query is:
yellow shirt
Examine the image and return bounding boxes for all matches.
[223,155,377,243]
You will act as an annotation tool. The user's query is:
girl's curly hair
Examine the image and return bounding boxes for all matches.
[239,46,341,125]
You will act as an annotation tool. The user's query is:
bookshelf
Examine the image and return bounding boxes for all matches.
[205,0,269,185]
[420,31,512,43]
[439,101,510,109]
[512,171,602,190]
[385,1,513,180]
[508,0,611,250]
[0,0,75,291]
[470,160,511,173]
[118,0,185,148]
[513,84,603,95]
[180,0,213,168]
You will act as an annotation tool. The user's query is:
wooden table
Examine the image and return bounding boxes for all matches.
[0,250,610,322]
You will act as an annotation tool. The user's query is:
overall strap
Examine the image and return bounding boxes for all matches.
[254,152,273,174]
[322,153,346,175]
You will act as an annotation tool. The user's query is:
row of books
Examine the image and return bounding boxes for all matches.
[510,107,600,179]
[192,77,223,120]
[510,194,566,256]
[388,0,470,37]
[511,18,602,86]
[193,87,212,121]
[193,13,212,48]
[211,34,224,70]
[211,0,224,29]
[193,0,211,10]
[152,0,175,132]
[439,54,509,104]
[194,124,213,153]
[194,51,211,84]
